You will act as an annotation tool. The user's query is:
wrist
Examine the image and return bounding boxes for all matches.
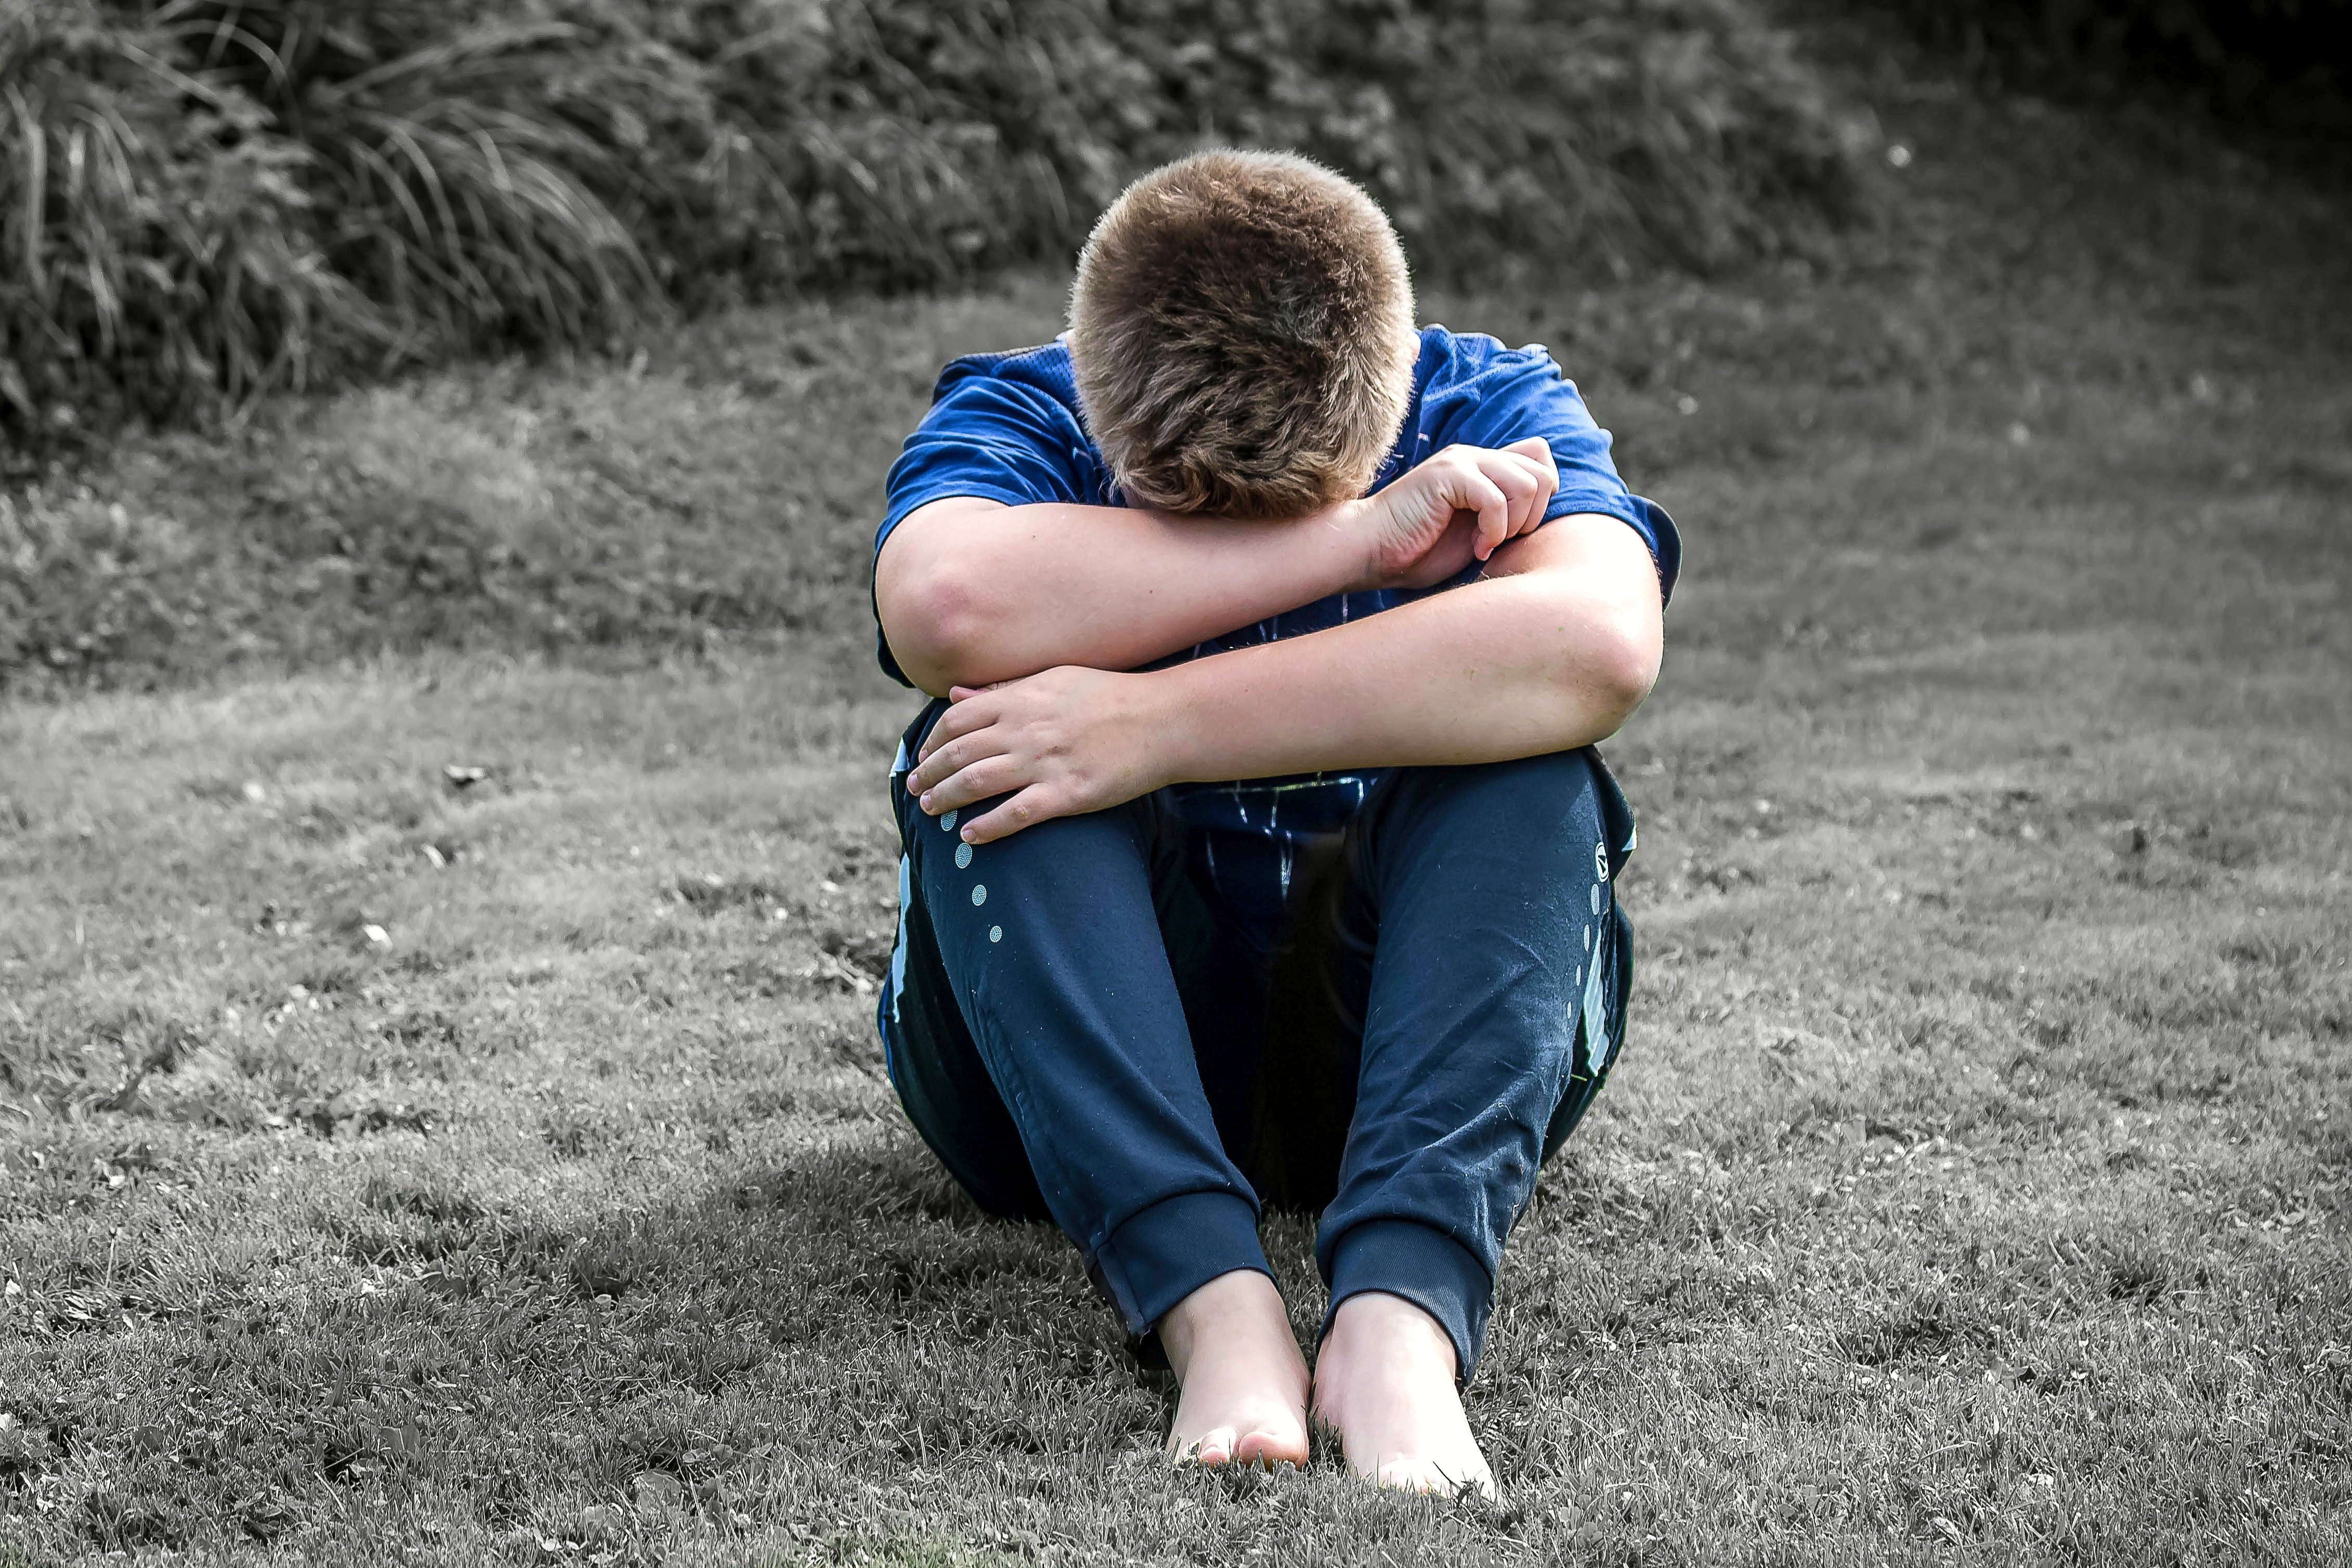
[1129,662,1208,788]
[1317,496,1386,594]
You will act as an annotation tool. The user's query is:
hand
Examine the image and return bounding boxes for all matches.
[908,666,1172,843]
[1348,437,1558,591]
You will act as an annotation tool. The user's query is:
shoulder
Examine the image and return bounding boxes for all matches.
[930,337,1083,416]
[1409,325,1594,445]
[1416,324,1570,397]
[887,335,1109,525]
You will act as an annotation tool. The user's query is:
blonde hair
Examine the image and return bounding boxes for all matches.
[1068,150,1420,520]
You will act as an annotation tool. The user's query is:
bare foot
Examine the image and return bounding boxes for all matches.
[1312,1291,1498,1500]
[1158,1270,1311,1469]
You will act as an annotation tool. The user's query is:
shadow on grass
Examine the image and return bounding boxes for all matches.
[12,1131,1169,1560]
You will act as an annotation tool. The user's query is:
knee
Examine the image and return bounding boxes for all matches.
[1381,747,1605,830]
[899,777,1163,900]
[893,698,955,779]
[1441,746,1599,791]
[1481,746,1605,796]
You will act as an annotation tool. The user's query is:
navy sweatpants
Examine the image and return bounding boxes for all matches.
[877,699,1635,1379]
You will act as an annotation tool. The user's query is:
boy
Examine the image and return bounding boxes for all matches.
[870,150,1679,1497]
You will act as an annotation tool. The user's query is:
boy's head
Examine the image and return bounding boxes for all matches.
[1068,149,1419,521]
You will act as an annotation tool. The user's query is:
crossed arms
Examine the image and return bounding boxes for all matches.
[874,438,1665,844]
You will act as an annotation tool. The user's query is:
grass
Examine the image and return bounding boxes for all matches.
[1,288,994,688]
[4,44,2351,1567]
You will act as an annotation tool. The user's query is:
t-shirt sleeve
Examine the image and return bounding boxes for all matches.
[879,373,1089,552]
[1422,341,1681,603]
[873,365,1094,688]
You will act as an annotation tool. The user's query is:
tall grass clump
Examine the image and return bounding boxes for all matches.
[1,0,1877,432]
[0,1,360,424]
[160,1,664,349]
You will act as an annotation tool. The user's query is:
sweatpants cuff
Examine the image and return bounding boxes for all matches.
[1324,1219,1493,1384]
[1092,1188,1269,1340]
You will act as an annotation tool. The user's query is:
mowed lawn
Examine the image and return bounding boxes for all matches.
[5,93,2351,1566]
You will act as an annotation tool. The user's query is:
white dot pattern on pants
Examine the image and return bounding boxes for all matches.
[971,884,987,906]
[988,925,1002,943]
[1590,883,1601,916]
[940,809,956,832]
[955,842,972,869]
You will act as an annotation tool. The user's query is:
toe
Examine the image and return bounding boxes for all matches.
[1367,1454,1435,1493]
[1233,1425,1306,1469]
[1192,1427,1236,1466]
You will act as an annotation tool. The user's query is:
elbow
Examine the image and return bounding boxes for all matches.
[1575,611,1663,741]
[875,557,995,697]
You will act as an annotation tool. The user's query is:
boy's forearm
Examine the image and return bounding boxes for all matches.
[1149,516,1662,781]
[899,514,1661,848]
[876,498,1367,696]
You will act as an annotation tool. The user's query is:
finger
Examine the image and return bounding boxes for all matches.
[1515,446,1559,525]
[1505,435,1553,468]
[960,783,1064,845]
[1467,475,1510,560]
[923,753,1030,817]
[1510,455,1556,533]
[909,727,1008,799]
[917,696,995,766]
[1500,438,1558,531]
[1480,453,1544,535]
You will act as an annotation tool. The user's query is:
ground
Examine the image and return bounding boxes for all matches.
[3,54,2350,1568]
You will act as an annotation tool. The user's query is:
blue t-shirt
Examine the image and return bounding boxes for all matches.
[877,326,1680,941]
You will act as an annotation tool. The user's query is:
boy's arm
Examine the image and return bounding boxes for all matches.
[875,441,1562,696]
[877,498,1361,698]
[905,512,1663,844]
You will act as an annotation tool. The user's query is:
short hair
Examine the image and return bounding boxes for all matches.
[1068,150,1420,521]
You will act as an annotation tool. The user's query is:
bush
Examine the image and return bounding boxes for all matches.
[1873,0,2352,136]
[0,0,1874,431]
[654,0,1874,290]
